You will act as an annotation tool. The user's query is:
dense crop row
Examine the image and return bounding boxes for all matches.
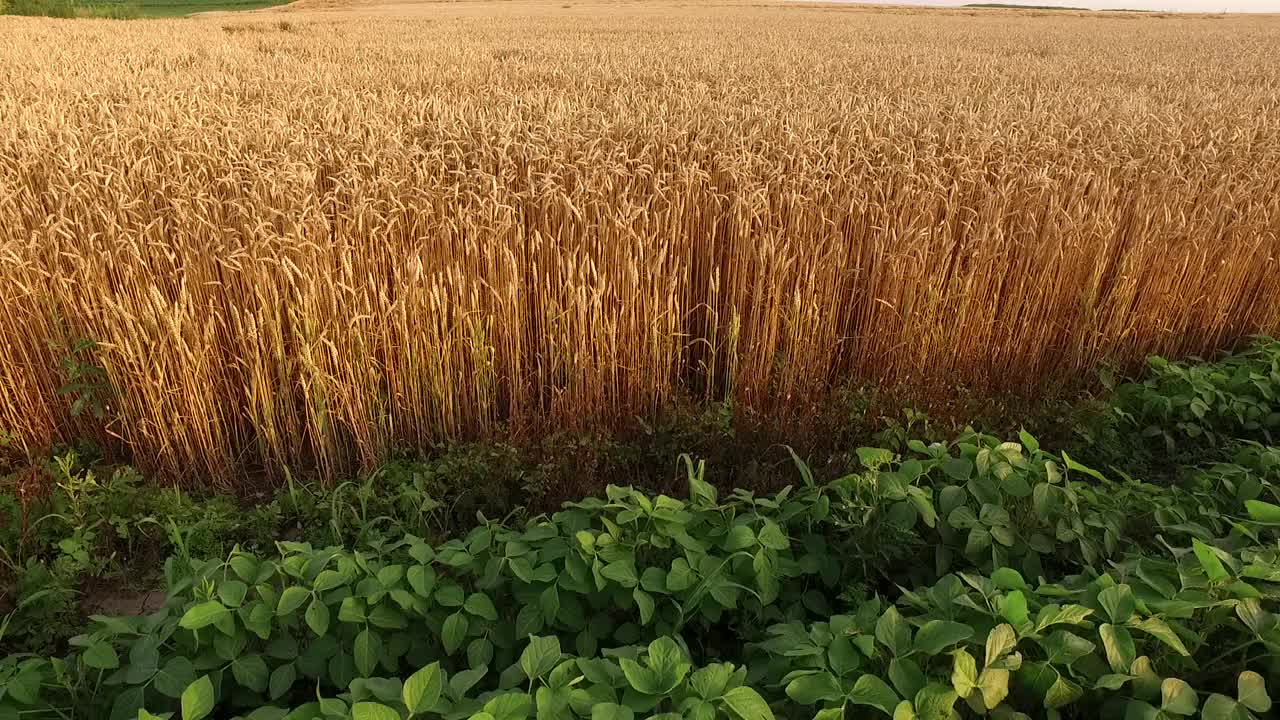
[3,415,1277,718]
[2,4,1279,484]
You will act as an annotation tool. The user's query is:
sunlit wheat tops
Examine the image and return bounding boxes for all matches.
[1,2,1279,485]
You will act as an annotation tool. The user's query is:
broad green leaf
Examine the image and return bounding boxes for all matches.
[640,567,667,593]
[984,624,1018,668]
[277,587,311,616]
[1245,499,1280,524]
[634,588,655,625]
[646,637,691,692]
[377,565,404,588]
[1034,604,1094,633]
[941,457,973,482]
[1201,694,1250,720]
[483,692,533,720]
[219,580,249,607]
[690,663,735,700]
[601,560,639,587]
[1062,451,1107,482]
[1001,592,1029,627]
[407,565,436,597]
[619,658,660,695]
[1238,671,1271,713]
[1095,674,1132,690]
[857,447,895,469]
[180,601,229,630]
[1192,539,1229,583]
[848,674,900,716]
[977,669,1009,710]
[991,568,1028,591]
[443,612,469,655]
[1018,662,1082,709]
[403,662,443,714]
[181,676,215,720]
[591,704,634,720]
[520,635,562,681]
[914,621,973,655]
[1098,585,1136,623]
[950,649,978,698]
[232,654,269,693]
[913,684,959,720]
[465,593,499,621]
[1100,624,1136,675]
[876,607,912,657]
[786,672,843,705]
[354,629,383,677]
[1041,630,1094,666]
[110,685,145,720]
[269,663,296,701]
[889,658,926,701]
[827,637,861,677]
[84,640,120,670]
[758,521,789,550]
[667,559,694,591]
[1131,656,1161,701]
[339,597,367,623]
[1124,700,1162,720]
[435,584,465,607]
[351,703,400,720]
[155,657,198,699]
[1128,617,1190,656]
[1160,678,1198,715]
[540,586,561,625]
[306,598,330,637]
[722,686,774,720]
[313,570,346,594]
[1018,429,1040,453]
[723,525,756,551]
[468,638,494,669]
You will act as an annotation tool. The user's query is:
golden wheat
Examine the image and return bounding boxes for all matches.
[1,1,1278,484]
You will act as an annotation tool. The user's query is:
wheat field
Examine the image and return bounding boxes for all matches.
[1,1,1278,484]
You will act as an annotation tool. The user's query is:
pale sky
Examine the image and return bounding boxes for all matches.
[817,0,1279,12]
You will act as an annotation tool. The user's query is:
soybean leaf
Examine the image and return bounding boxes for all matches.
[84,641,120,670]
[722,686,774,720]
[950,649,977,699]
[1099,624,1136,675]
[1098,585,1136,624]
[465,593,499,621]
[1161,678,1198,715]
[443,612,469,655]
[914,621,973,655]
[351,703,400,720]
[591,704,634,720]
[180,602,229,630]
[520,635,562,681]
[1192,539,1229,583]
[1238,671,1271,713]
[786,672,843,705]
[876,607,912,657]
[181,676,215,720]
[354,629,383,677]
[403,662,443,714]
[1128,617,1190,657]
[848,674,900,716]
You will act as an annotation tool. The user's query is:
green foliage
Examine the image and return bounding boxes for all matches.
[1,419,1278,720]
[1111,339,1280,459]
[3,340,1280,718]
